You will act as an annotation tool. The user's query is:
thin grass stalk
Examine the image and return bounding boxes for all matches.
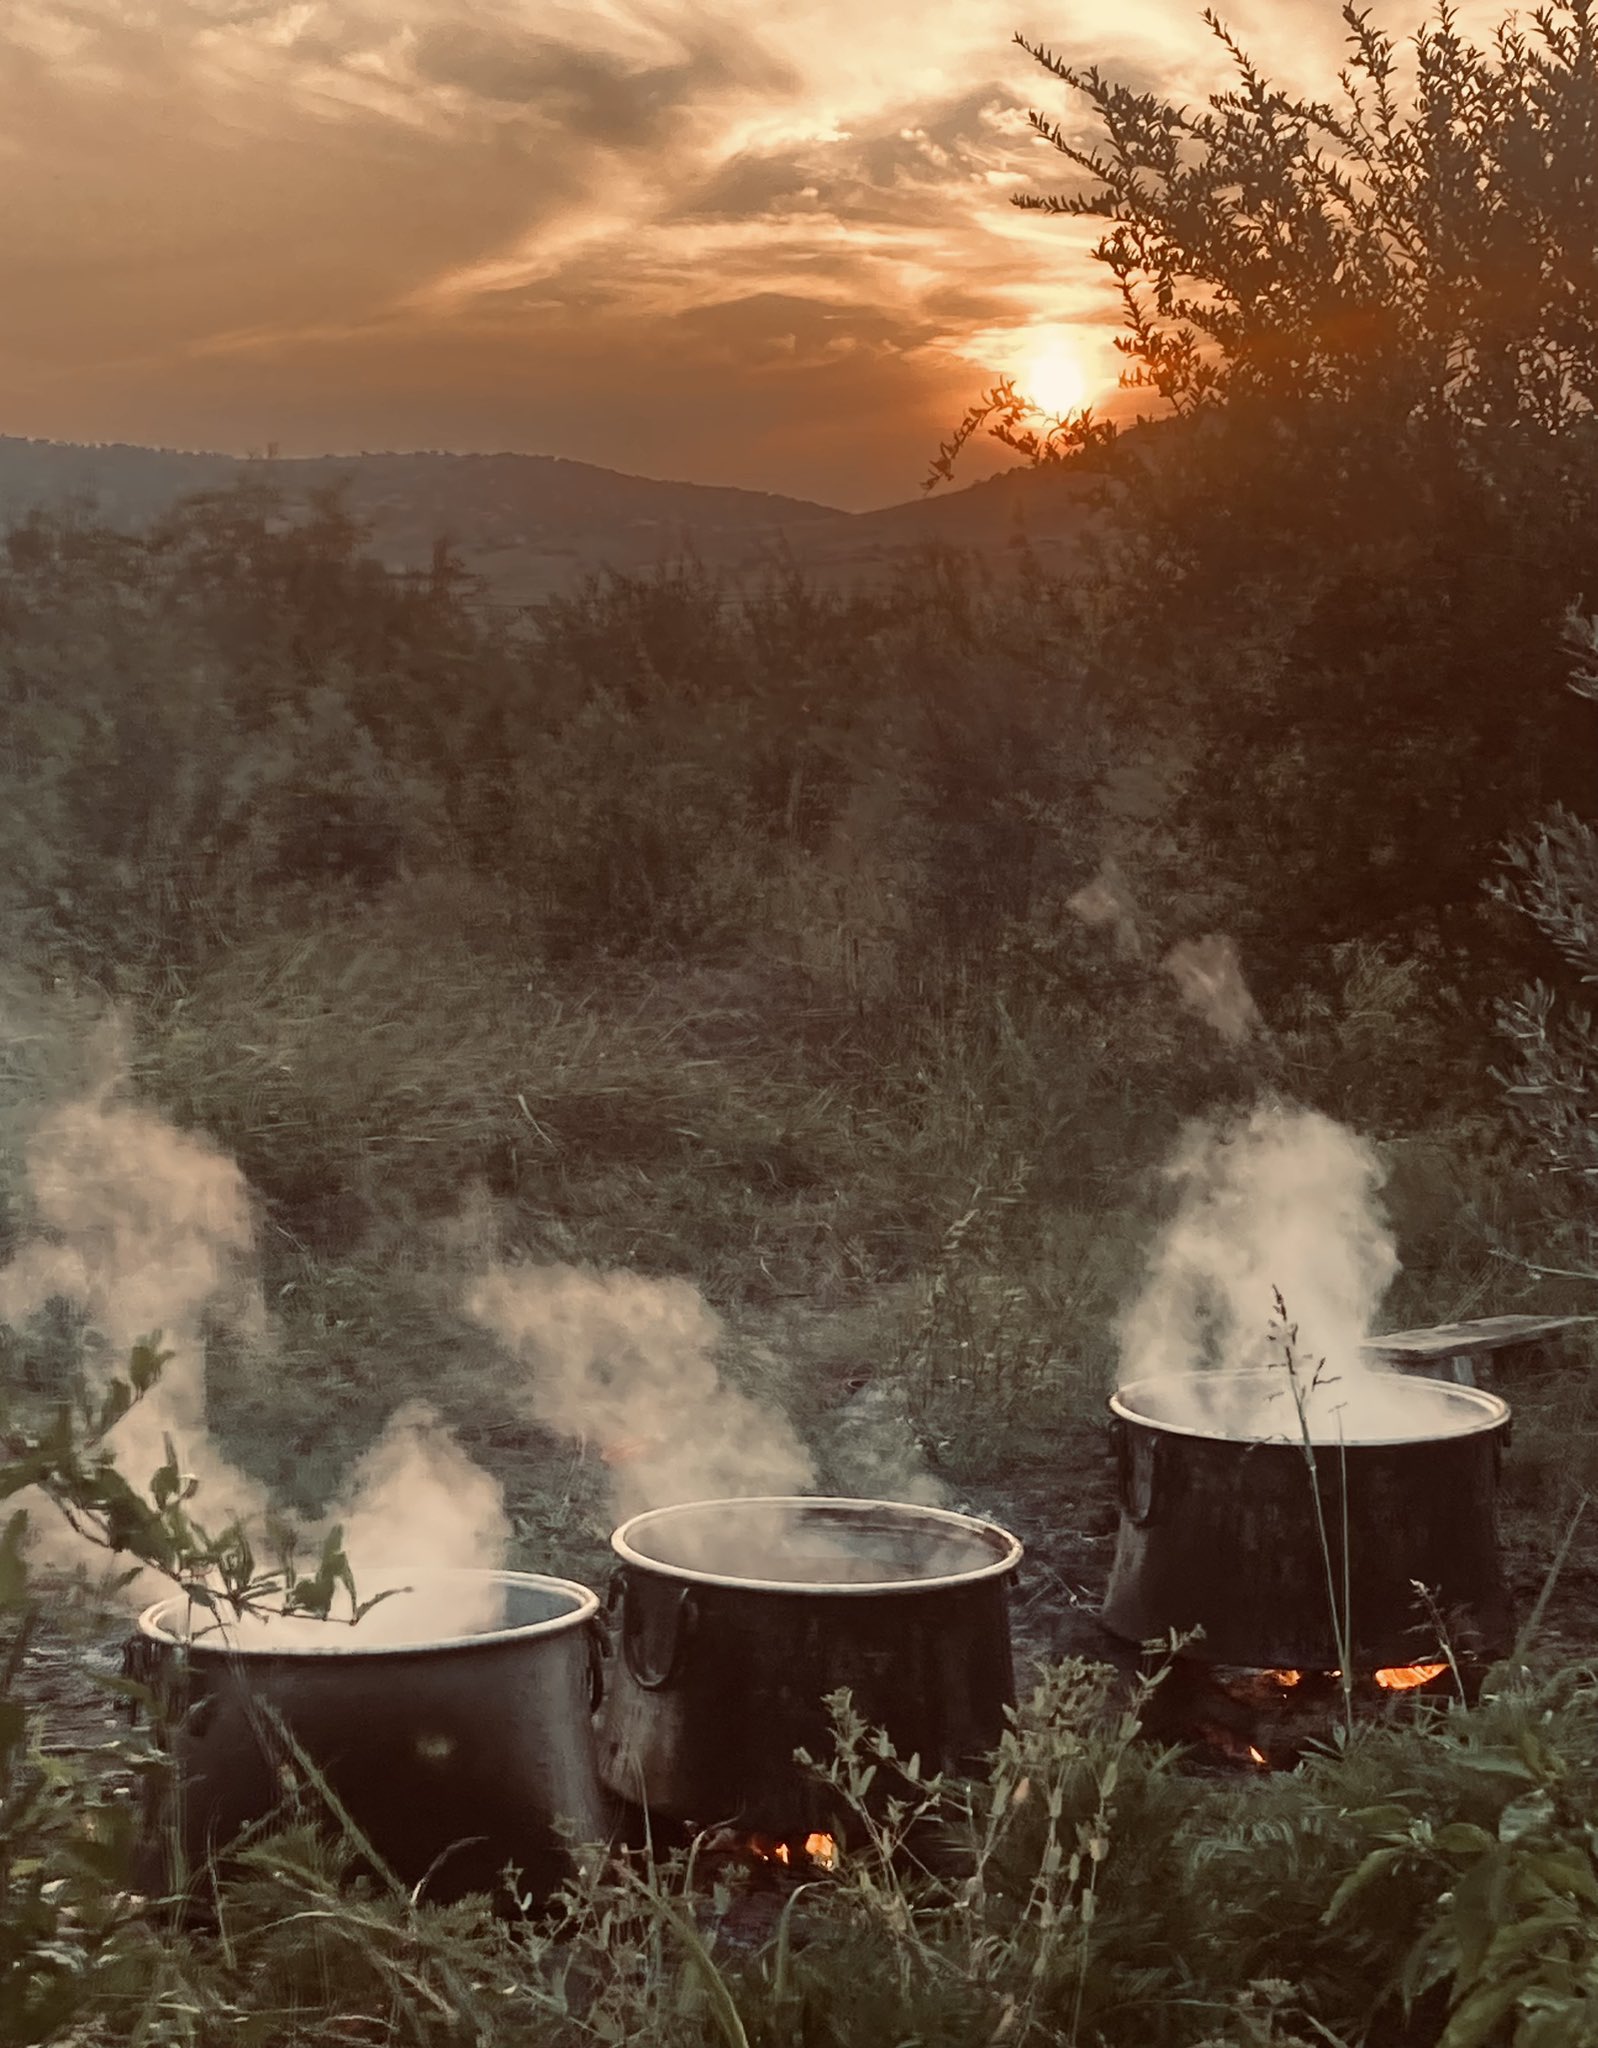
[1339,1431,1355,1733]
[1276,1293,1357,1734]
[1409,1578,1469,1707]
[1294,1381,1352,1724]
[237,1713,508,2037]
[1511,1490,1590,1665]
[610,1861,752,2048]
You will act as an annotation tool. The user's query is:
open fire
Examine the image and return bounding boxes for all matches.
[1374,1661,1450,1691]
[1158,1654,1462,1772]
[1266,1663,1450,1692]
[743,1832,840,1873]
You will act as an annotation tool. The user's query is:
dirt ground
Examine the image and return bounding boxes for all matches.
[9,1603,140,1783]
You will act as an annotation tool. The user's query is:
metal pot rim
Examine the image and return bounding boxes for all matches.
[1110,1368,1510,1445]
[610,1493,1024,1595]
[136,1566,601,1659]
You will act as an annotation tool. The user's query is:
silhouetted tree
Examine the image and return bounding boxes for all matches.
[942,2,1598,1024]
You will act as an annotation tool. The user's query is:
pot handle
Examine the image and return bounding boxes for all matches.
[620,1582,698,1692]
[585,1618,607,1713]
[1111,1418,1163,1528]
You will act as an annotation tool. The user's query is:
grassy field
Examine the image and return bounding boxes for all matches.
[5,497,1598,2044]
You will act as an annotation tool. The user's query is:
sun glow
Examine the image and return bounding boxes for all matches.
[1014,330,1091,418]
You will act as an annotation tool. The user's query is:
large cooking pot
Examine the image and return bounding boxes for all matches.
[1100,1370,1513,1669]
[133,1567,609,1904]
[597,1495,1023,1832]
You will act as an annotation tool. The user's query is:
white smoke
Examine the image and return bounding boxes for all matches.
[1092,914,1435,1439]
[1068,858,1145,957]
[466,1261,815,1519]
[335,1401,510,1585]
[211,1403,513,1648]
[0,1060,511,1638]
[0,1058,268,1571]
[1117,1100,1417,1440]
[820,1379,947,1509]
[1163,934,1260,1045]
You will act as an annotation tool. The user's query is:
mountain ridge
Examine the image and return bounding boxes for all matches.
[0,434,1093,599]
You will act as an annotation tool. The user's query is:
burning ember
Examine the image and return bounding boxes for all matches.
[1185,1721,1274,1770]
[701,1828,841,1874]
[742,1832,840,1873]
[1263,1663,1450,1694]
[1152,1655,1461,1775]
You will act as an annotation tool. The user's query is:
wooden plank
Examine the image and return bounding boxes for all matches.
[1363,1314,1594,1363]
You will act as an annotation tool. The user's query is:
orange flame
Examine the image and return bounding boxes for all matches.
[1374,1661,1448,1692]
[1247,1745,1268,1767]
[745,1832,839,1871]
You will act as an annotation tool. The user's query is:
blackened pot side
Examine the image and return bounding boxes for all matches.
[1100,1372,1513,1670]
[597,1496,1023,1832]
[134,1568,608,1904]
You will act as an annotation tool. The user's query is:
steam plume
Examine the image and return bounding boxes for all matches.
[1163,934,1260,1044]
[336,1400,511,1584]
[1068,858,1145,957]
[0,1060,266,1542]
[220,1403,513,1647]
[1,1062,511,1637]
[466,1262,814,1517]
[825,1380,947,1509]
[1118,1100,1410,1437]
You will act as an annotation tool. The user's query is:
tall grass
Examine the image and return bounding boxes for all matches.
[12,1604,1598,2047]
[6,495,1598,2042]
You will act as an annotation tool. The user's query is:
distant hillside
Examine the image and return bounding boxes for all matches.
[785,462,1098,587]
[0,440,242,526]
[0,435,1094,600]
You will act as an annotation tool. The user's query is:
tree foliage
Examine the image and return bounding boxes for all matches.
[935,0,1598,461]
[1022,1,1598,430]
[1496,611,1598,1277]
[937,2,1598,1012]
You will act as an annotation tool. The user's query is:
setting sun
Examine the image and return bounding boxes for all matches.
[1014,331,1092,418]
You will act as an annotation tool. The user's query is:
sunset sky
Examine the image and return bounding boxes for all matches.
[6,1,1359,507]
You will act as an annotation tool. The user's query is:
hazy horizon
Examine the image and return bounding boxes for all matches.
[0,425,938,517]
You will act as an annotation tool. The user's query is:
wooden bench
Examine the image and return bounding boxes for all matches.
[1361,1314,1594,1388]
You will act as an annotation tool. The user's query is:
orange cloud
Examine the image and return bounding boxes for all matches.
[0,0,1402,502]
